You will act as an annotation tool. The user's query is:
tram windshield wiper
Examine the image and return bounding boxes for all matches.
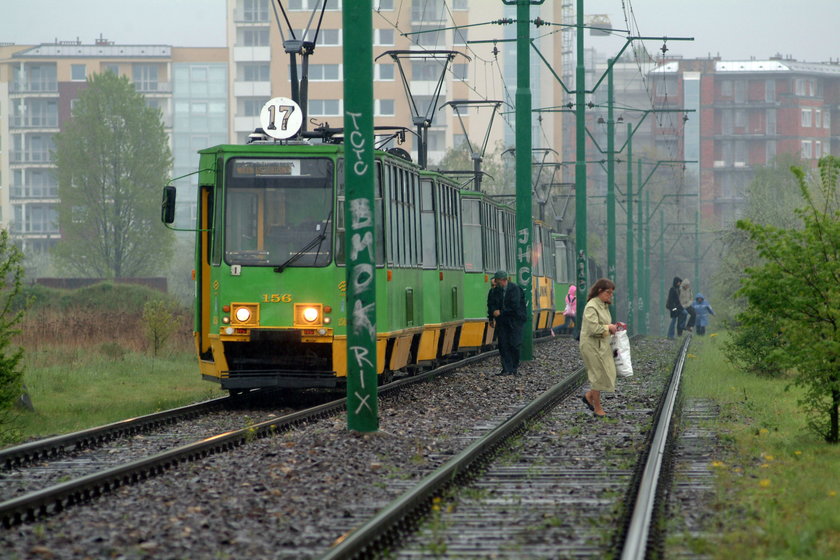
[273,212,332,273]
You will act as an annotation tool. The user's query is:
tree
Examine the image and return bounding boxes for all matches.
[718,154,809,372]
[52,71,174,278]
[734,156,840,442]
[0,229,27,424]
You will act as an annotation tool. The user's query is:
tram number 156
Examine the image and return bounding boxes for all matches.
[263,294,292,303]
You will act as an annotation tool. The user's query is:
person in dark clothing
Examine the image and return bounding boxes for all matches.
[488,270,527,376]
[487,277,502,329]
[666,276,684,339]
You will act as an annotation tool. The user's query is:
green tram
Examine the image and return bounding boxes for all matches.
[162,134,576,393]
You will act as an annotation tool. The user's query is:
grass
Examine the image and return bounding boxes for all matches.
[680,332,840,559]
[8,349,221,441]
[0,283,224,444]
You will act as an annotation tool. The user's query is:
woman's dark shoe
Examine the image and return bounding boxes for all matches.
[581,395,594,412]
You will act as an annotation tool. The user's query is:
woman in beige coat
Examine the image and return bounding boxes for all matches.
[580,278,617,417]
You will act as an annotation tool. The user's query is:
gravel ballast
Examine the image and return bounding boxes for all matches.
[2,336,687,559]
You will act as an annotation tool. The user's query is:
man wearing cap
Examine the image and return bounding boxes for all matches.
[488,270,527,375]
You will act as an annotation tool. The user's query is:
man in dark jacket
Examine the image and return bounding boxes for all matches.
[666,276,683,339]
[489,270,527,375]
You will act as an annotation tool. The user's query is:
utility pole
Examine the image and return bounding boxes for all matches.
[606,58,616,321]
[625,123,634,329]
[574,0,588,333]
[342,0,378,432]
[505,0,544,361]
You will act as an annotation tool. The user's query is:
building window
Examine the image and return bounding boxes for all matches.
[452,64,468,80]
[412,60,445,81]
[824,111,830,129]
[241,62,269,82]
[376,0,394,9]
[243,0,269,21]
[412,25,443,47]
[289,0,341,9]
[815,109,822,128]
[734,80,746,104]
[765,140,776,162]
[295,28,340,46]
[453,0,468,8]
[765,79,775,102]
[307,64,340,81]
[375,28,395,46]
[801,140,812,159]
[412,0,445,21]
[734,110,746,130]
[766,109,777,135]
[241,28,269,46]
[241,98,264,116]
[720,80,733,97]
[453,28,467,46]
[133,64,159,91]
[376,99,395,116]
[815,141,822,159]
[376,63,394,81]
[71,64,86,81]
[309,99,341,116]
[801,108,812,127]
[103,63,119,75]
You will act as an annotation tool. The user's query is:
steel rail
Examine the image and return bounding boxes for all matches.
[620,334,691,559]
[0,347,505,528]
[321,366,587,560]
[0,396,231,469]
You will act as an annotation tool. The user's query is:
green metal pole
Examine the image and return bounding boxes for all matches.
[343,1,378,432]
[694,209,700,291]
[659,213,665,335]
[574,0,588,332]
[515,0,533,360]
[636,159,644,334]
[625,123,633,329]
[606,58,616,321]
[644,190,651,334]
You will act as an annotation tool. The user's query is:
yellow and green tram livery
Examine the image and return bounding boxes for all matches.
[162,134,577,394]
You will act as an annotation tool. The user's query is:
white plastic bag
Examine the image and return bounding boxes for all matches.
[611,328,634,378]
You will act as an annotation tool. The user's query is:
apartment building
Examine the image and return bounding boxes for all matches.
[0,38,226,253]
[226,0,567,173]
[651,56,840,227]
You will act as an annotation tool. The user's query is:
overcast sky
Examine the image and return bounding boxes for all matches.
[0,0,836,63]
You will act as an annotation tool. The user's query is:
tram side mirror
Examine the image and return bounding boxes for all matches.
[161,186,176,224]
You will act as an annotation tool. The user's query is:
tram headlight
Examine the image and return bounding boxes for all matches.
[294,303,323,327]
[229,303,259,326]
[235,307,252,322]
[303,307,319,323]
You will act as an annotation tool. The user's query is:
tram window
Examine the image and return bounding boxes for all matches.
[420,179,437,268]
[482,203,500,273]
[336,160,384,267]
[554,240,569,282]
[462,198,482,272]
[223,157,333,267]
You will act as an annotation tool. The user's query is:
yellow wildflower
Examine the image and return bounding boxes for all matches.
[687,353,697,359]
[760,463,770,469]
[733,467,743,473]
[759,479,771,488]
[764,454,774,461]
[829,490,837,497]
[710,333,718,337]
[759,428,769,435]
[711,461,725,468]
[794,450,802,456]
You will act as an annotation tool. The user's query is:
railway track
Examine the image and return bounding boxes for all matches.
[0,347,498,528]
[321,336,691,559]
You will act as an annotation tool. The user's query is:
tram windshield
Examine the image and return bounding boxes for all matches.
[224,157,333,267]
